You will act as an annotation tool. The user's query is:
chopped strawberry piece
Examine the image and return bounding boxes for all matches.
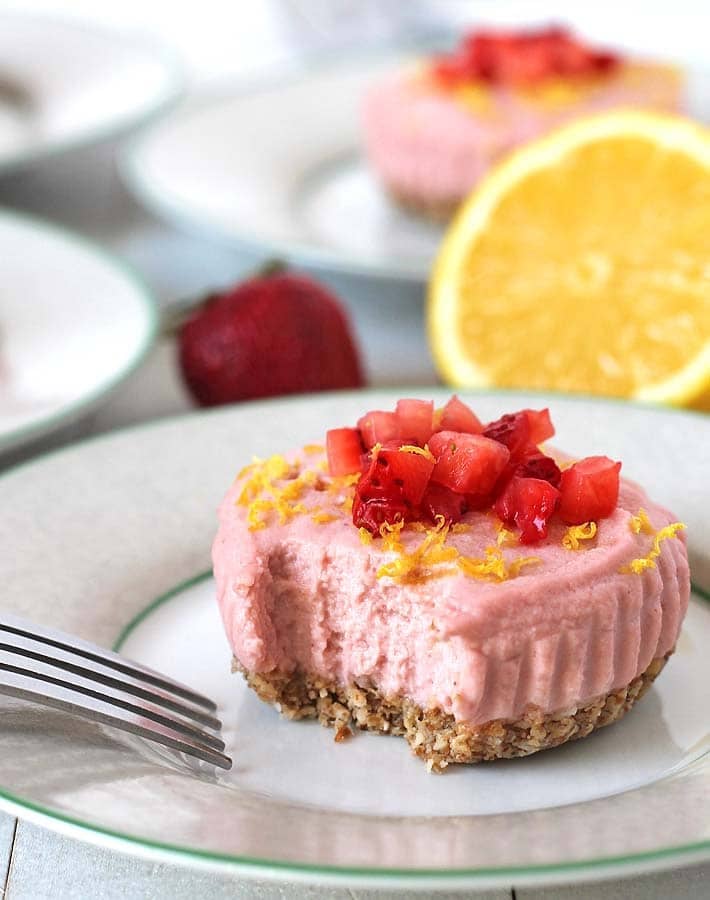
[436,395,483,435]
[558,456,621,524]
[429,26,619,89]
[420,483,467,525]
[352,494,411,534]
[395,399,434,446]
[370,442,435,506]
[326,428,363,477]
[495,477,561,544]
[515,451,562,487]
[483,412,531,460]
[523,408,555,445]
[429,431,510,495]
[357,410,401,449]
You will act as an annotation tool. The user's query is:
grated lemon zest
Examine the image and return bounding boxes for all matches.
[358,527,373,545]
[237,453,327,531]
[495,522,518,547]
[375,518,539,584]
[377,518,455,583]
[399,444,435,462]
[621,521,686,574]
[457,546,540,582]
[237,454,290,505]
[341,495,354,513]
[629,508,655,535]
[303,444,324,454]
[409,522,429,533]
[311,511,337,524]
[328,472,360,494]
[379,519,406,553]
[451,523,472,534]
[562,521,597,551]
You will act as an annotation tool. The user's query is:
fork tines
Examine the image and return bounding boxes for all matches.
[0,614,231,770]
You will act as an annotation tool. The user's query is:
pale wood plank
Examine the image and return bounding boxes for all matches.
[0,812,17,896]
[516,861,710,899]
[6,821,511,900]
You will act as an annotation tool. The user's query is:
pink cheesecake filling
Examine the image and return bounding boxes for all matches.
[213,453,689,726]
[362,63,682,205]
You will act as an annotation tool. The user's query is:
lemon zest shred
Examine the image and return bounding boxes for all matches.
[562,521,597,551]
[399,444,436,462]
[508,555,542,577]
[237,454,291,505]
[375,517,538,584]
[451,523,472,534]
[341,495,354,513]
[629,508,655,535]
[327,472,360,494]
[457,546,540,581]
[311,511,337,524]
[376,518,451,583]
[358,527,373,545]
[379,519,406,553]
[495,524,518,547]
[237,453,327,531]
[303,444,325,454]
[621,521,686,574]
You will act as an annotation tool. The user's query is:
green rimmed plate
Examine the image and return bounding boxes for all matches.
[0,208,157,455]
[0,391,707,891]
[0,14,182,176]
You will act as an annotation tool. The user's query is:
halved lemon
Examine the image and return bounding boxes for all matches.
[428,111,710,410]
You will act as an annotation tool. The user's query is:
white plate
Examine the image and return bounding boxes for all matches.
[0,14,182,175]
[0,390,708,891]
[0,209,156,454]
[123,52,710,281]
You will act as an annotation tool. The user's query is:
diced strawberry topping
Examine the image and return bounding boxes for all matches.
[420,483,467,525]
[326,428,363,477]
[523,408,555,444]
[352,493,411,534]
[436,395,484,435]
[495,477,561,544]
[369,442,435,506]
[514,451,562,487]
[334,396,621,542]
[429,431,510,495]
[357,410,401,449]
[558,456,621,524]
[483,412,531,460]
[395,399,434,445]
[430,26,620,89]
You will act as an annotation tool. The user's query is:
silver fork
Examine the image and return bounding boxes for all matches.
[0,613,231,770]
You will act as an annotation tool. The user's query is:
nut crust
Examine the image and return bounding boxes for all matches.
[387,187,462,223]
[234,652,670,772]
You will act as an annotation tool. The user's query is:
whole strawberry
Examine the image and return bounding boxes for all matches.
[178,268,365,406]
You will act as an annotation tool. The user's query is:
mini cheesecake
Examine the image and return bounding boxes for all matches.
[213,398,689,771]
[363,27,683,220]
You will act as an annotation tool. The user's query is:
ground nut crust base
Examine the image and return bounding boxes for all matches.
[387,187,462,223]
[234,652,671,772]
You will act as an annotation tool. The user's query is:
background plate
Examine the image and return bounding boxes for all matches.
[123,53,710,281]
[0,391,708,890]
[0,14,182,175]
[0,209,156,454]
